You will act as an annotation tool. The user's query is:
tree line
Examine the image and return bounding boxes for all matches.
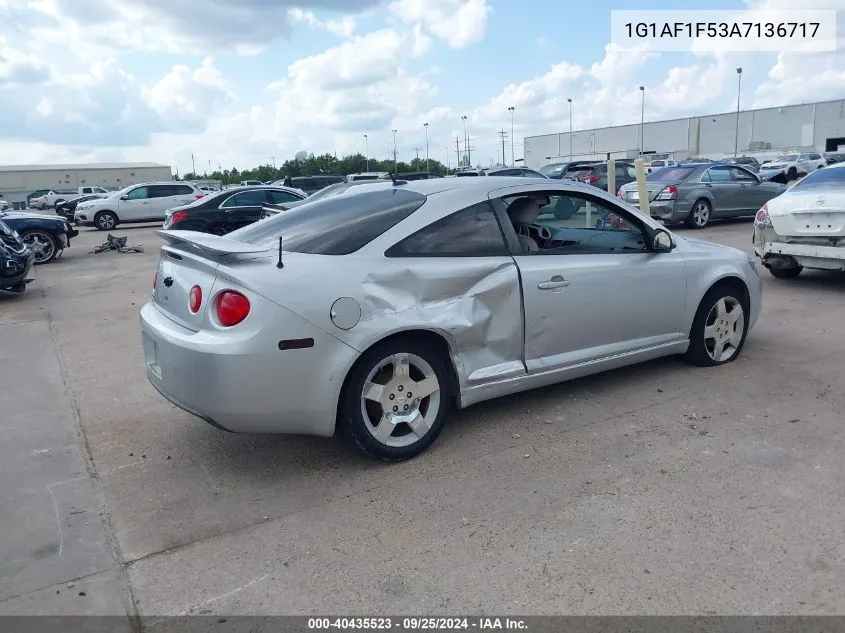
[179,152,457,184]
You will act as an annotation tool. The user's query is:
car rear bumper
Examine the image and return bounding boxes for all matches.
[753,226,845,270]
[139,301,357,436]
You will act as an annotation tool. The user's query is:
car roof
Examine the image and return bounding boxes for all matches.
[374,175,600,198]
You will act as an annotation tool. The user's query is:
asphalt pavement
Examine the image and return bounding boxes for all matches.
[1,218,844,621]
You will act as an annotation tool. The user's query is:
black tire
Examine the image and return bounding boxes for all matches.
[209,222,232,236]
[94,210,118,231]
[787,167,797,181]
[339,338,453,461]
[20,229,59,264]
[53,199,65,209]
[683,284,749,367]
[685,198,712,229]
[768,265,803,279]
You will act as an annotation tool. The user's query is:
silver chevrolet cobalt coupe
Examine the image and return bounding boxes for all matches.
[140,177,762,461]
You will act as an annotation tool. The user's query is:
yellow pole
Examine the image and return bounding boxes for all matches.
[633,157,650,215]
[607,159,616,196]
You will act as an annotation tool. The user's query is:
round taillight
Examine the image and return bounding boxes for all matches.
[189,285,203,313]
[216,291,250,327]
[153,270,158,289]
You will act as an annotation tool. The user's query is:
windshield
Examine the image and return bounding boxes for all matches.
[776,154,799,161]
[230,187,426,255]
[789,167,845,191]
[647,166,698,181]
[539,163,567,176]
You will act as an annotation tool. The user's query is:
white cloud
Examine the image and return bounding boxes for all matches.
[389,0,490,49]
[141,57,231,128]
[287,7,356,38]
[0,37,52,84]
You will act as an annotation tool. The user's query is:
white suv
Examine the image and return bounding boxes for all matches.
[75,182,203,230]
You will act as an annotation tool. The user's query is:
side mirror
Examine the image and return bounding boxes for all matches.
[652,229,674,252]
[120,195,129,200]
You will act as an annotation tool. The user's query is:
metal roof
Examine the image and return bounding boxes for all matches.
[0,162,171,172]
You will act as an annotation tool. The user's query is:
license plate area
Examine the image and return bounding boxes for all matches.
[143,333,162,379]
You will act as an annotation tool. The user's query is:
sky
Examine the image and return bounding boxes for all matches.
[1,0,844,175]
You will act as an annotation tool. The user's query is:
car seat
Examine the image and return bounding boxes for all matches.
[507,198,542,252]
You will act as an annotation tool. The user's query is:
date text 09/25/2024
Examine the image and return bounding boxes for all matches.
[307,617,528,630]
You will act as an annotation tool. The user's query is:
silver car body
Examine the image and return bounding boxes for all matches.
[619,163,787,225]
[754,162,845,272]
[140,177,762,437]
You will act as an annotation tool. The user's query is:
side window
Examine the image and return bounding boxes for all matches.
[172,184,195,196]
[385,202,508,257]
[505,193,648,255]
[810,153,821,160]
[222,190,268,208]
[267,190,301,204]
[798,154,809,160]
[496,169,521,176]
[615,165,630,179]
[521,169,544,178]
[705,166,732,182]
[729,167,756,182]
[147,185,174,198]
[126,187,149,200]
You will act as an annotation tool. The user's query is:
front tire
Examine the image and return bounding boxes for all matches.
[339,338,452,461]
[20,230,58,264]
[686,199,712,229]
[768,265,803,279]
[94,210,118,231]
[684,285,749,367]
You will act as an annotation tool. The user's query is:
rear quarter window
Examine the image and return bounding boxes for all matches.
[229,188,427,255]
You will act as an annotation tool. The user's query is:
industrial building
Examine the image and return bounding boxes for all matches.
[0,162,173,203]
[524,98,845,170]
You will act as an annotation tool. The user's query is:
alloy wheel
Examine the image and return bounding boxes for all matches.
[692,201,711,227]
[22,231,56,264]
[359,352,442,448]
[703,297,745,362]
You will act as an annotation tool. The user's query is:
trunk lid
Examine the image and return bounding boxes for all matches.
[769,191,845,237]
[152,231,272,332]
[620,182,672,203]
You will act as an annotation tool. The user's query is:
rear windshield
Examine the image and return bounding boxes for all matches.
[647,166,698,181]
[539,163,567,176]
[789,167,845,190]
[569,164,606,175]
[229,187,426,255]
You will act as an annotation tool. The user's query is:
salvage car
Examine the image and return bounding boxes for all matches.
[760,152,825,180]
[619,163,788,228]
[0,219,34,293]
[259,180,396,218]
[162,186,306,235]
[0,209,78,264]
[753,162,845,278]
[140,177,762,461]
[56,193,108,221]
[75,182,204,230]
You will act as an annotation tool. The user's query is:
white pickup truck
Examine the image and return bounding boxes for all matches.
[29,186,110,210]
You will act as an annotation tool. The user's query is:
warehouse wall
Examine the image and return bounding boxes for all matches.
[524,98,845,169]
[0,166,173,201]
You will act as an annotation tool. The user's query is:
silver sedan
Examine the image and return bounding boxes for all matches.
[140,177,762,461]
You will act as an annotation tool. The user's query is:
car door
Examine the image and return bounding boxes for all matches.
[699,165,737,215]
[219,189,271,230]
[383,201,525,386]
[490,185,687,373]
[118,186,152,220]
[729,166,768,214]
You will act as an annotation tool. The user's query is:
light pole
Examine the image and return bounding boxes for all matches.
[392,129,398,172]
[423,122,430,171]
[567,98,573,162]
[508,106,515,166]
[363,134,369,171]
[639,85,645,155]
[734,67,743,157]
[461,115,468,167]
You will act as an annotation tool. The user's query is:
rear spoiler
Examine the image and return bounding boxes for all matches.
[155,230,271,256]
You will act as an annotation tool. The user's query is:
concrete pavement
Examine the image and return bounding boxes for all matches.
[1,219,844,621]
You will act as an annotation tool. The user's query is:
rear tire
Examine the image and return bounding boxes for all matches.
[339,338,452,461]
[768,265,803,279]
[94,210,118,231]
[685,198,712,229]
[684,284,749,367]
[53,199,65,209]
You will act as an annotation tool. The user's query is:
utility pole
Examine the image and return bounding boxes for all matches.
[508,106,515,166]
[191,153,196,175]
[423,122,430,172]
[363,134,369,171]
[734,67,743,157]
[412,146,422,162]
[461,116,469,166]
[639,85,645,155]
[466,135,473,167]
[567,98,573,161]
[498,129,508,166]
[392,129,398,172]
[455,137,462,168]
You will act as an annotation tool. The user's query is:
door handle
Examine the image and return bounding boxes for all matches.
[538,276,570,290]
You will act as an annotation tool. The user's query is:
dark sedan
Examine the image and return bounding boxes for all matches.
[618,163,787,228]
[564,161,636,194]
[0,219,34,293]
[56,193,108,221]
[162,186,307,234]
[538,161,597,179]
[0,210,78,264]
